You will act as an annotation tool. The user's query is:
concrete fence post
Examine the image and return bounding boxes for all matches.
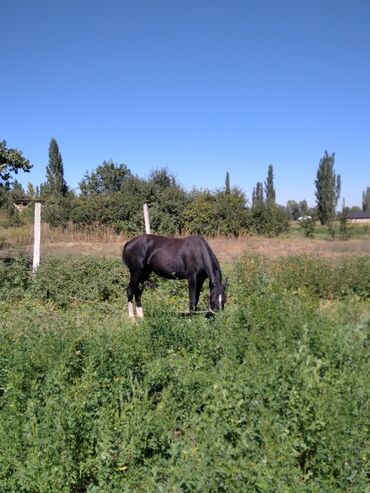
[144,203,151,234]
[33,202,42,272]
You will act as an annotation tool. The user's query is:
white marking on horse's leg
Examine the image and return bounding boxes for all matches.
[136,306,144,319]
[218,294,222,310]
[128,302,135,319]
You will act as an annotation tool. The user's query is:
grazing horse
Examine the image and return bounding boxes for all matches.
[122,234,226,319]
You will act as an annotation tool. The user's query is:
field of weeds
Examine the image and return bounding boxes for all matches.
[0,253,369,492]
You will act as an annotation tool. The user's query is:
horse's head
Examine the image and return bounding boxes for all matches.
[209,283,227,312]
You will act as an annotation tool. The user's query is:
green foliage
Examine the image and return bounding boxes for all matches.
[30,256,128,307]
[237,253,370,300]
[43,195,76,227]
[339,206,353,240]
[299,216,315,238]
[250,203,289,237]
[286,199,310,220]
[0,140,32,189]
[184,190,218,235]
[214,189,249,236]
[0,254,31,300]
[184,188,248,236]
[264,164,276,205]
[250,166,288,237]
[362,186,370,212]
[43,138,68,197]
[147,169,189,235]
[79,160,132,196]
[0,254,369,491]
[315,151,341,225]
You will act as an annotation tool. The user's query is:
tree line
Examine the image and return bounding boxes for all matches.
[1,138,368,237]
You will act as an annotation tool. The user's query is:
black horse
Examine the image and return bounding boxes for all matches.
[122,234,226,319]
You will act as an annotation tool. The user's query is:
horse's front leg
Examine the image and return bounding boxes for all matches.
[188,276,198,314]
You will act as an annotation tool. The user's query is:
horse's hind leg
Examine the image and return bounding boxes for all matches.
[127,269,149,319]
[188,275,199,314]
[127,275,138,319]
[134,269,151,319]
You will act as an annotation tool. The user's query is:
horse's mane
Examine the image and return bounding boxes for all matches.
[187,235,222,285]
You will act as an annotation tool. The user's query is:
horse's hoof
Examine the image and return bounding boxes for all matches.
[136,307,144,319]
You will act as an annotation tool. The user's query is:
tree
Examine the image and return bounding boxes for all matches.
[362,187,370,212]
[339,199,352,240]
[215,187,248,236]
[44,138,68,197]
[264,164,276,205]
[225,171,231,195]
[9,180,26,201]
[147,168,188,235]
[184,190,218,235]
[79,160,131,196]
[0,139,32,188]
[252,182,264,208]
[286,200,300,220]
[26,182,37,199]
[315,151,341,225]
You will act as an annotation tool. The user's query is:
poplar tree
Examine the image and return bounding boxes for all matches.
[252,182,264,208]
[362,187,370,212]
[264,164,276,205]
[45,138,68,196]
[225,171,231,194]
[315,151,341,225]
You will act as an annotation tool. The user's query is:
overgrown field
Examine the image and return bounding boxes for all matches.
[0,254,369,492]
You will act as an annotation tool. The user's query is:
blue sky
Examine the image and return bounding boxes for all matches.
[1,0,370,207]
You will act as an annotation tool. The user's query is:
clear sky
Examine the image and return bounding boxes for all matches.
[1,0,369,207]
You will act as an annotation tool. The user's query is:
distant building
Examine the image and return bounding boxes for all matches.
[347,211,370,224]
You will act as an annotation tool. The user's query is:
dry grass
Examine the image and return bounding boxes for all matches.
[1,223,370,263]
[208,236,370,263]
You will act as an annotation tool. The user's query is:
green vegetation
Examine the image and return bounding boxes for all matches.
[1,254,369,492]
[0,140,32,189]
[315,151,341,226]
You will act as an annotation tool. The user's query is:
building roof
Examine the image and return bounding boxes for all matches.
[347,211,370,219]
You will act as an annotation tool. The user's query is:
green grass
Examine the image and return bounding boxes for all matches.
[287,220,370,240]
[0,255,369,492]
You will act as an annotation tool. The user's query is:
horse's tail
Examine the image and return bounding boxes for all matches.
[122,240,131,266]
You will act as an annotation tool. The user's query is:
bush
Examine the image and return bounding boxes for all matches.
[31,256,128,307]
[237,253,370,300]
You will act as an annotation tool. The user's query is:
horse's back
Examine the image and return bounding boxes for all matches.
[123,234,206,269]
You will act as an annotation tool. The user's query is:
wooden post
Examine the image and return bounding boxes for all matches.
[33,202,42,272]
[143,203,151,234]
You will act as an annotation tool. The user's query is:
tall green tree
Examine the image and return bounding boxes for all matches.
[44,138,68,196]
[315,151,341,225]
[9,180,26,201]
[264,164,276,205]
[252,182,264,208]
[0,139,32,188]
[225,171,231,194]
[147,168,188,235]
[362,187,370,212]
[79,160,131,196]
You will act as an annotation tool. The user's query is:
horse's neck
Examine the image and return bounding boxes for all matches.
[205,259,222,288]
[210,272,222,288]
